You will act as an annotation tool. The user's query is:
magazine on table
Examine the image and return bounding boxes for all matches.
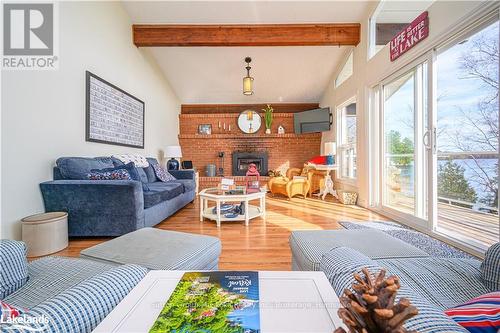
[149,271,260,333]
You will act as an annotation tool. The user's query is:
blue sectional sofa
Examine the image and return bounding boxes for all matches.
[40,157,196,237]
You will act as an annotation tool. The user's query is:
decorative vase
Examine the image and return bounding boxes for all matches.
[167,158,180,170]
[265,128,271,134]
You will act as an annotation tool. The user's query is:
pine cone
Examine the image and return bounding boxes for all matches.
[334,268,419,333]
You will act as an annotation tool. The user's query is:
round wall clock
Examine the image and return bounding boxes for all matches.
[237,110,262,134]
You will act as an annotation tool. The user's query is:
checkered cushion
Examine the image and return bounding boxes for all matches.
[320,247,468,333]
[378,257,489,309]
[4,257,118,309]
[289,229,428,271]
[0,264,147,333]
[481,242,500,291]
[80,228,221,270]
[0,240,29,299]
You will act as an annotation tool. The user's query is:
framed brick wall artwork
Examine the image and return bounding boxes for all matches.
[85,71,145,148]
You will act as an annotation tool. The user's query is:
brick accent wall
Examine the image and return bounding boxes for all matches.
[179,112,322,177]
[199,176,271,190]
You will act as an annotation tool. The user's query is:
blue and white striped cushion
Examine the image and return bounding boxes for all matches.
[379,257,490,309]
[320,247,467,333]
[1,264,147,333]
[4,257,118,309]
[481,242,500,291]
[0,240,28,299]
[80,228,221,270]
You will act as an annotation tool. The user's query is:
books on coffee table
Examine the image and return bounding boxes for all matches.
[149,271,260,333]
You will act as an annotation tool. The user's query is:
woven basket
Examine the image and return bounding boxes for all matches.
[338,190,358,205]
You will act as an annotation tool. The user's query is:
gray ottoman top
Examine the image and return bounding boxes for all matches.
[290,229,429,271]
[80,228,221,270]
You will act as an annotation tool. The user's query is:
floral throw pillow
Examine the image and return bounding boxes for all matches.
[87,169,132,180]
[112,154,149,167]
[152,164,176,182]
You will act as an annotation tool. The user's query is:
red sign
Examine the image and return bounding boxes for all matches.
[390,11,429,61]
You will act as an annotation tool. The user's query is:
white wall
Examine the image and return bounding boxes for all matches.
[1,2,181,240]
[319,0,489,207]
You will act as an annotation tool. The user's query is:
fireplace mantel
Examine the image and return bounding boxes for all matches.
[178,106,322,176]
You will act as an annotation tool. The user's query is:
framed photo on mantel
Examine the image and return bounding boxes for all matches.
[85,71,145,148]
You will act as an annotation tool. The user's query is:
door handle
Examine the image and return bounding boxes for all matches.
[423,130,431,149]
[423,128,437,153]
[432,128,437,154]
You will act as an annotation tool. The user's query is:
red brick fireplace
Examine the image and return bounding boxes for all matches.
[178,104,322,189]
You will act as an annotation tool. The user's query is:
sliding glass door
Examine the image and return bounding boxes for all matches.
[381,63,428,223]
[374,13,499,252]
[434,19,499,249]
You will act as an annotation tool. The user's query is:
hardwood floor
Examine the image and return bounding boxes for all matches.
[54,195,388,270]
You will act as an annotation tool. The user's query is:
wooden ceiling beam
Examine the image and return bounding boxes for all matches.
[133,24,360,47]
[181,103,320,114]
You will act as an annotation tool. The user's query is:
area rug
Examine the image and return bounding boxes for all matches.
[339,221,475,259]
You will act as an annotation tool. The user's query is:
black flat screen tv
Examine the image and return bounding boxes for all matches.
[293,107,332,134]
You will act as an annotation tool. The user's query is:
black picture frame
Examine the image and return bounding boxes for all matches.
[85,71,145,148]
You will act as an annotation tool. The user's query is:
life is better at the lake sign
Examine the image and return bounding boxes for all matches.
[390,11,429,61]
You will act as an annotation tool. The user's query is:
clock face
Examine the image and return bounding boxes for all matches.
[237,110,262,134]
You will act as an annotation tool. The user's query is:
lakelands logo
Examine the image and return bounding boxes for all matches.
[2,2,58,69]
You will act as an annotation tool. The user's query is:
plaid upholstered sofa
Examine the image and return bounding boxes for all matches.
[0,240,147,332]
[290,228,500,332]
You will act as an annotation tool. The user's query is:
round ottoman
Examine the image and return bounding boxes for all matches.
[21,212,68,257]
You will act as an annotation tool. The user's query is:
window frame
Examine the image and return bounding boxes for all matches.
[336,96,358,183]
[368,1,384,59]
[334,50,354,88]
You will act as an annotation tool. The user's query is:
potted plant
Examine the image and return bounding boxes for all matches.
[263,104,273,134]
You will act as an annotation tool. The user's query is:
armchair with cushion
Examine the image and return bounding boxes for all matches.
[268,168,310,199]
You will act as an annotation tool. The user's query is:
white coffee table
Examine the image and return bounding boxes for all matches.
[198,187,267,227]
[93,270,343,333]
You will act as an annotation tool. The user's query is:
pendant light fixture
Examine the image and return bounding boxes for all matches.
[243,57,254,96]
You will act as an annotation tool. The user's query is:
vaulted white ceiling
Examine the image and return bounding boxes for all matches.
[123,1,371,103]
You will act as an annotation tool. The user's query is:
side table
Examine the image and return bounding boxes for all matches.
[308,164,339,200]
[21,212,68,257]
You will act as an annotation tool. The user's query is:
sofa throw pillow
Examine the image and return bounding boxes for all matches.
[0,240,29,299]
[152,164,176,182]
[0,300,25,322]
[445,292,500,333]
[87,169,132,180]
[112,154,149,168]
[91,162,149,191]
[56,157,115,180]
[480,242,500,291]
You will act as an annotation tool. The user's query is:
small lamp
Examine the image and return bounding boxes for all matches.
[324,142,336,165]
[164,145,182,170]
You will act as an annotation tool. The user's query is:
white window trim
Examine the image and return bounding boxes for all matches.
[336,96,357,185]
[368,0,385,60]
[334,49,354,88]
